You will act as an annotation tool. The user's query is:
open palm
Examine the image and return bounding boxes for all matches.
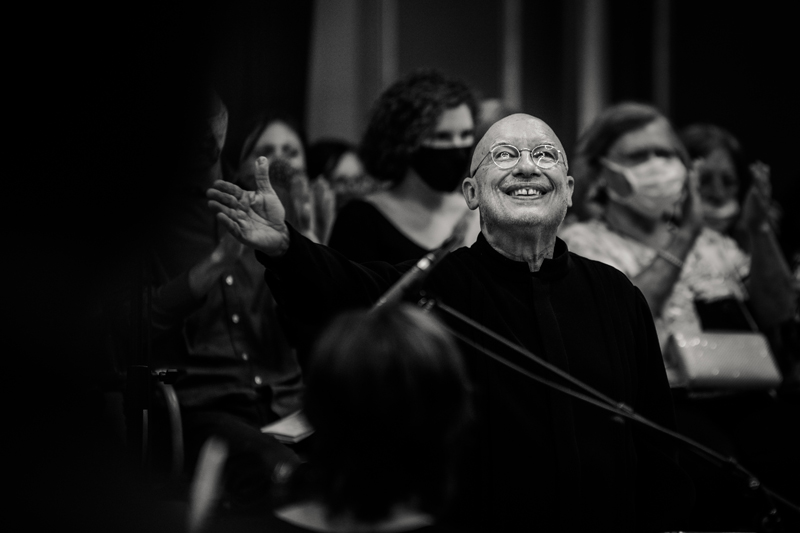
[206,157,291,256]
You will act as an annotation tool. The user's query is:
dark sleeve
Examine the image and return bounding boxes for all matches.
[327,200,383,263]
[256,224,412,367]
[631,286,696,530]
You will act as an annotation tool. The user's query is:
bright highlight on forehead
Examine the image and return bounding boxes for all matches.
[471,113,566,171]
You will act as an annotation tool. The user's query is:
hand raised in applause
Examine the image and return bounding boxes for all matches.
[206,156,291,256]
[677,160,705,240]
[741,160,781,232]
[188,232,246,298]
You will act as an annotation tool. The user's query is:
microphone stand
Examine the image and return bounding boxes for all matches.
[418,294,799,532]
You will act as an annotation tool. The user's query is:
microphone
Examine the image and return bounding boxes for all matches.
[373,215,470,309]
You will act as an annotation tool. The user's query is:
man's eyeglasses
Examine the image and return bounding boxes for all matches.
[471,144,563,176]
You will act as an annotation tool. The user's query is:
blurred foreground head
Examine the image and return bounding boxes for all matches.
[304,303,473,523]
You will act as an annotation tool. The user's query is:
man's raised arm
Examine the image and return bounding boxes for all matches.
[206,156,291,257]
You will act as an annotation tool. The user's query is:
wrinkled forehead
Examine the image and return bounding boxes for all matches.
[471,113,565,169]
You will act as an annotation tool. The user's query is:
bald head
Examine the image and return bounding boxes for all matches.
[471,113,568,175]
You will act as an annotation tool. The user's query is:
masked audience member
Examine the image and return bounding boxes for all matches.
[680,122,799,379]
[327,69,481,264]
[679,123,785,253]
[559,102,794,355]
[559,102,798,531]
[148,94,305,511]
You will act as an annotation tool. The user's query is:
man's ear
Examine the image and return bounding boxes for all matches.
[462,176,479,210]
[566,175,574,207]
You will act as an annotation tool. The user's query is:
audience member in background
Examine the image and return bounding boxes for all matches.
[307,138,378,210]
[679,123,784,255]
[306,138,378,243]
[559,102,798,531]
[227,111,334,244]
[559,102,794,355]
[680,122,799,380]
[327,69,481,264]
[148,94,305,511]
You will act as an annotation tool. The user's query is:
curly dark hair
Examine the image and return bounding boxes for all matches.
[359,68,479,184]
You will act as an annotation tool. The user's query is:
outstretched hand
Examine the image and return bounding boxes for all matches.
[206,157,291,256]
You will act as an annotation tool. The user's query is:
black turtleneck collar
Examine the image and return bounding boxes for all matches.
[470,231,572,282]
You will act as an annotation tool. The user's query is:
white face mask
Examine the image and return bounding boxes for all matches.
[602,156,686,220]
[702,197,740,233]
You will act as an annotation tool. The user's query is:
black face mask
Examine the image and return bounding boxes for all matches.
[409,146,472,192]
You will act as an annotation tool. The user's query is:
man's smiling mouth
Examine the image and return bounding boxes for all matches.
[505,184,550,198]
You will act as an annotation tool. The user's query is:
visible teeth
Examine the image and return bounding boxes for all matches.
[511,188,542,197]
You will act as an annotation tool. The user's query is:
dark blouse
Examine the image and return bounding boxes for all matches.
[328,198,429,263]
[257,226,694,532]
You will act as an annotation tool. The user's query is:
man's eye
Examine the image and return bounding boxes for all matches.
[495,150,514,160]
[533,149,557,162]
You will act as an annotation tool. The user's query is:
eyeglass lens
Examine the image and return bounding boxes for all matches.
[492,145,560,169]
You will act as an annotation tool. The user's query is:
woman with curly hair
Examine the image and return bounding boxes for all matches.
[327,69,481,264]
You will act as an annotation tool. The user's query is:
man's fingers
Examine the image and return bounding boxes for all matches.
[255,157,276,193]
[206,188,243,210]
[208,179,244,199]
[208,199,242,220]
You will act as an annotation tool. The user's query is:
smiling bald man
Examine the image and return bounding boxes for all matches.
[207,113,694,532]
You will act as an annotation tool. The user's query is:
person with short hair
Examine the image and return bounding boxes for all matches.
[269,303,472,532]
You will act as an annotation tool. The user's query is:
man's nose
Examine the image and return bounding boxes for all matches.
[512,150,543,176]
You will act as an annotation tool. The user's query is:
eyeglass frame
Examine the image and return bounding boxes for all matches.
[470,143,565,177]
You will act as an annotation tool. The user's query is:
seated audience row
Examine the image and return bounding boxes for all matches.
[143,70,798,533]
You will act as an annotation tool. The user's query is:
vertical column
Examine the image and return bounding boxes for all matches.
[306,0,360,143]
[502,0,523,110]
[379,0,399,90]
[652,0,671,115]
[576,0,609,134]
